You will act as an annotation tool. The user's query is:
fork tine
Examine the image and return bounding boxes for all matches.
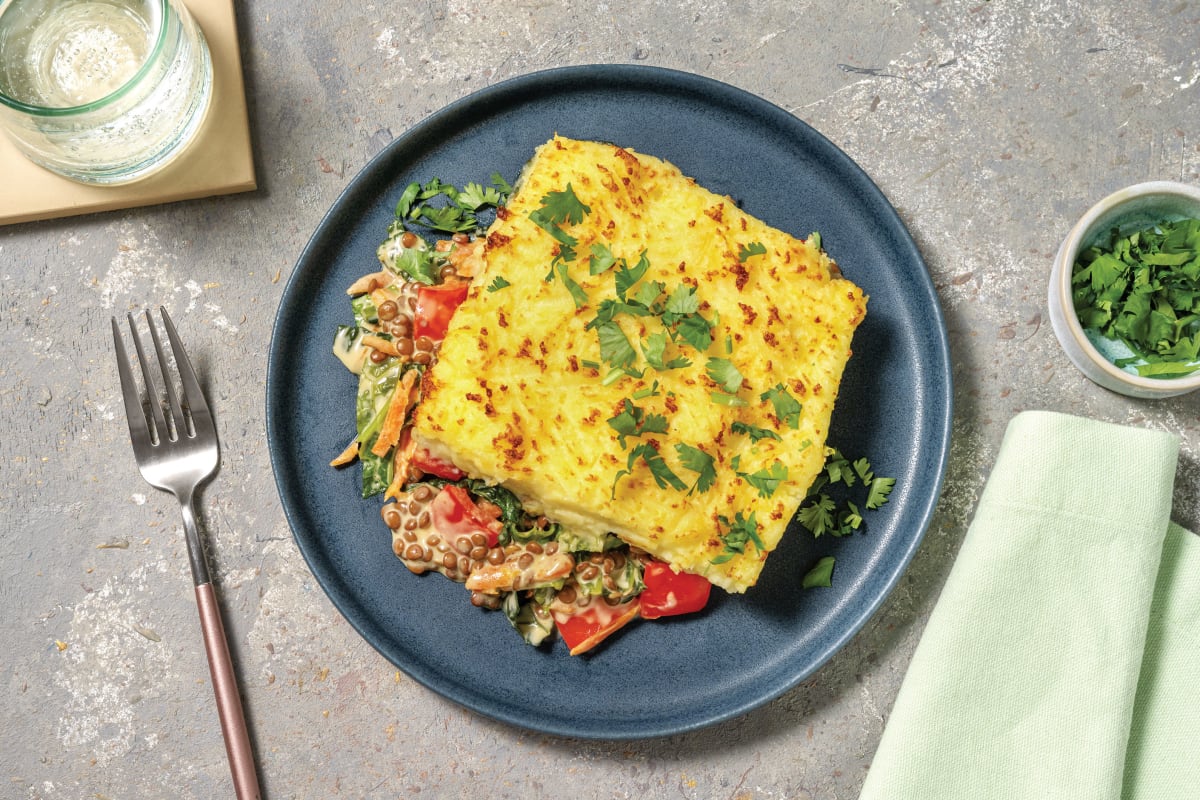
[126,312,170,444]
[112,317,152,446]
[146,309,186,440]
[159,307,213,433]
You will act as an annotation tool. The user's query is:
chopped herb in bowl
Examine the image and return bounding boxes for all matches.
[1071,217,1200,379]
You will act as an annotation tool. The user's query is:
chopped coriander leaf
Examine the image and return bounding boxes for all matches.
[489,172,513,195]
[588,297,654,330]
[798,494,837,537]
[663,284,700,317]
[824,449,856,486]
[530,183,591,226]
[391,247,440,285]
[737,460,788,498]
[614,251,652,299]
[836,501,863,536]
[556,263,589,308]
[416,204,471,232]
[738,241,768,262]
[852,457,873,485]
[706,356,744,394]
[642,331,691,371]
[638,331,667,369]
[761,383,802,429]
[802,556,836,589]
[457,181,505,211]
[730,421,782,443]
[580,359,601,370]
[712,511,764,564]
[486,275,512,293]
[633,280,667,308]
[533,220,579,265]
[675,443,717,495]
[596,320,638,369]
[866,476,895,509]
[589,243,618,275]
[613,443,687,496]
[394,181,421,219]
[606,398,670,448]
[671,312,715,352]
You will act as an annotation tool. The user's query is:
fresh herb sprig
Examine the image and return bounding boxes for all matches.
[393,173,512,234]
[798,450,894,540]
[797,449,894,588]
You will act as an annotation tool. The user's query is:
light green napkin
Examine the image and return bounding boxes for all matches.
[859,410,1200,800]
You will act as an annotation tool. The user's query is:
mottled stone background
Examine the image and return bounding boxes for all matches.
[3,0,1198,797]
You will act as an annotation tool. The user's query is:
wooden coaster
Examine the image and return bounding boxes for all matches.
[0,0,256,225]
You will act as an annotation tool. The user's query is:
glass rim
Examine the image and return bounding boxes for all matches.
[0,0,170,116]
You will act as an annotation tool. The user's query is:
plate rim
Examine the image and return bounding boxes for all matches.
[266,63,953,739]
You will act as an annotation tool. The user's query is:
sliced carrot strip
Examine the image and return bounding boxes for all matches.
[346,270,392,295]
[384,429,418,500]
[329,438,359,467]
[371,370,419,458]
[361,334,401,357]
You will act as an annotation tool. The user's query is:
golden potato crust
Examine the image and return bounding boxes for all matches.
[412,136,866,592]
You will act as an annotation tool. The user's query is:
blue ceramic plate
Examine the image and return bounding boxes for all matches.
[267,65,951,739]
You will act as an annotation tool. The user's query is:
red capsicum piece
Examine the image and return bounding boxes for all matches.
[411,447,466,481]
[428,484,502,547]
[414,281,470,341]
[553,600,641,656]
[638,561,712,619]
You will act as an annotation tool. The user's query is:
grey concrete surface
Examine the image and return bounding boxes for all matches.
[3,0,1199,797]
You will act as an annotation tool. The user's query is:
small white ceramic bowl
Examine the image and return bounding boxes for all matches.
[1048,180,1200,399]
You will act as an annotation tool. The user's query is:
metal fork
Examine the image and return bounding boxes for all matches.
[113,308,262,800]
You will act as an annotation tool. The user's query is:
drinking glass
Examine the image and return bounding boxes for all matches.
[0,0,212,185]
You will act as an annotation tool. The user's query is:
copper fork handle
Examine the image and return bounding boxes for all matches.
[195,582,263,800]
